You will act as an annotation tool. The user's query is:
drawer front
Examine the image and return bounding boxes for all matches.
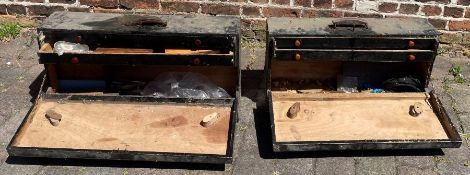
[274,37,437,50]
[274,49,436,62]
[38,52,235,66]
[43,32,236,50]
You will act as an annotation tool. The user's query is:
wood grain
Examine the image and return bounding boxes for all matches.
[272,92,449,142]
[14,100,232,155]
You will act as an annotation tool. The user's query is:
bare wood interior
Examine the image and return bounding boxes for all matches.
[13,100,232,155]
[272,92,449,142]
[270,61,430,91]
[39,43,231,55]
[54,65,237,95]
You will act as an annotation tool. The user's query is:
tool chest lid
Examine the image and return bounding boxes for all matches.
[268,17,439,37]
[39,12,240,35]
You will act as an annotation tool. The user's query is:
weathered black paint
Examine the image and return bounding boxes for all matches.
[8,12,241,164]
[266,17,462,152]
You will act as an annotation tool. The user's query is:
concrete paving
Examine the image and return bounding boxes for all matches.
[1,31,470,175]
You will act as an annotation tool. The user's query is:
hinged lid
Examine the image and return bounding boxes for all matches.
[268,18,440,37]
[40,12,240,36]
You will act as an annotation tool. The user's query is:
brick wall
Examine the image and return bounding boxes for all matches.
[0,0,469,43]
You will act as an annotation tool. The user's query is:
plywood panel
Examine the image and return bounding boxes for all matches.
[272,92,449,142]
[14,100,232,155]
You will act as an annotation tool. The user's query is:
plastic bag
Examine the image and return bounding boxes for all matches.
[53,41,90,56]
[141,72,230,98]
[337,76,358,93]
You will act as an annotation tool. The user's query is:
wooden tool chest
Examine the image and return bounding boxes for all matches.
[266,18,462,152]
[8,12,240,164]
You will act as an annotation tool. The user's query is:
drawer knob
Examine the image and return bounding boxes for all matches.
[71,57,79,64]
[194,39,202,47]
[193,57,201,65]
[408,40,415,48]
[75,35,82,43]
[295,53,301,61]
[408,54,416,61]
[294,40,301,48]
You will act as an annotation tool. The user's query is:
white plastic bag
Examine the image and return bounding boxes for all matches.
[53,41,89,56]
[142,72,230,98]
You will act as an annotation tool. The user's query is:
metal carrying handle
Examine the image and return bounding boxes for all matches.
[122,15,168,27]
[329,19,368,30]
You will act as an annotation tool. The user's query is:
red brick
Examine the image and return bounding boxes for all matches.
[444,6,464,18]
[18,0,44,3]
[49,0,75,4]
[449,20,470,31]
[313,0,332,9]
[161,1,200,13]
[242,6,260,16]
[28,5,65,16]
[399,4,419,15]
[421,5,442,16]
[272,0,290,5]
[303,9,343,18]
[335,0,353,9]
[262,7,300,17]
[344,12,383,18]
[80,0,118,8]
[457,0,470,6]
[120,0,159,9]
[7,5,27,15]
[465,8,470,18]
[93,8,127,13]
[378,2,398,13]
[415,0,450,4]
[201,4,240,15]
[250,0,268,3]
[295,0,311,7]
[428,19,447,30]
[67,7,90,12]
[0,4,7,15]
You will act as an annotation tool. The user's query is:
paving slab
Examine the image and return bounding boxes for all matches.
[315,157,355,175]
[356,157,397,175]
[1,31,470,175]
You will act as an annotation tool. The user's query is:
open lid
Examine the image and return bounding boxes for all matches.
[39,12,240,36]
[268,17,440,37]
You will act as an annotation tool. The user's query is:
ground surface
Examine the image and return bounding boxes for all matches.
[0,30,470,175]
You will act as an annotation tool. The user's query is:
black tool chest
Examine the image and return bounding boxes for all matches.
[8,12,240,164]
[266,18,462,152]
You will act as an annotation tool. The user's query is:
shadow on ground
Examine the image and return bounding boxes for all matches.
[5,156,225,171]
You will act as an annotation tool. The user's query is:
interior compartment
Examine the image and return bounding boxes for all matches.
[270,60,451,142]
[12,99,233,155]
